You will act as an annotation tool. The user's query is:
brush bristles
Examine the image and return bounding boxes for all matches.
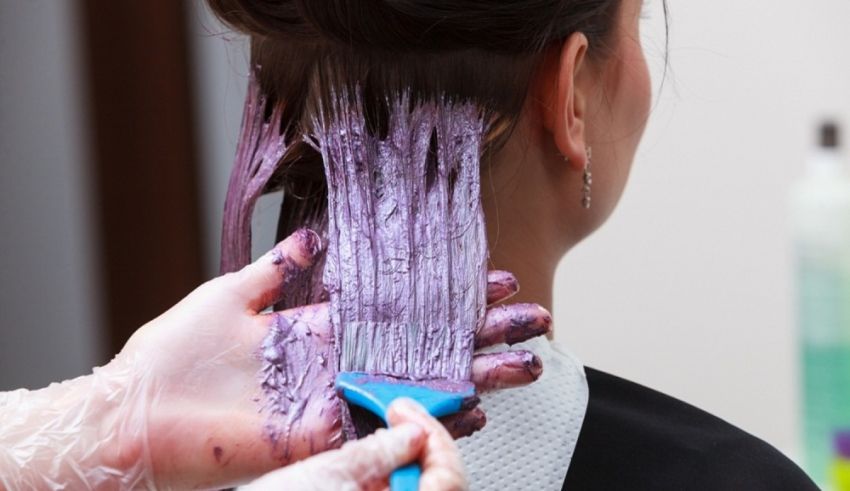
[339,322,422,376]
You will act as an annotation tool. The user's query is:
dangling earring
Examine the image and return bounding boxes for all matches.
[581,146,593,209]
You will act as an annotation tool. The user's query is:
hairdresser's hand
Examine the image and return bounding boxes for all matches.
[243,398,467,491]
[97,229,343,489]
[475,270,551,390]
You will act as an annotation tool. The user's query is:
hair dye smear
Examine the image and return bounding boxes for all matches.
[258,309,342,457]
[310,89,489,381]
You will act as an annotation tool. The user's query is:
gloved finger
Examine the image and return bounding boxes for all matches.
[471,351,543,391]
[486,270,519,305]
[475,303,552,349]
[315,424,425,489]
[325,424,426,488]
[388,398,469,491]
[229,228,322,313]
[240,423,424,491]
[439,407,487,439]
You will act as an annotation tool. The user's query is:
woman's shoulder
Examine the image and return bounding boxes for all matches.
[562,367,818,490]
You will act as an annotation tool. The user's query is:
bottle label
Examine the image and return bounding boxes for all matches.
[796,246,850,346]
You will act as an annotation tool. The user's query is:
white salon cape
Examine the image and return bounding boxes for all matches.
[457,337,590,490]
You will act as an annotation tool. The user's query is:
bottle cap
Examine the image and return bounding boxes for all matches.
[820,121,840,149]
[835,430,850,459]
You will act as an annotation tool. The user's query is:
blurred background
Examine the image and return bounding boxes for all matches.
[2,0,849,487]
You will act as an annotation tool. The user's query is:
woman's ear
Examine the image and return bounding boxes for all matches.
[539,32,590,171]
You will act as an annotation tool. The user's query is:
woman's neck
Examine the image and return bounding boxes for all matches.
[484,206,566,340]
[482,128,575,321]
[481,120,582,334]
[485,206,560,315]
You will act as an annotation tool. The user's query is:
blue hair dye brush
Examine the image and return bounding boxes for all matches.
[335,372,477,491]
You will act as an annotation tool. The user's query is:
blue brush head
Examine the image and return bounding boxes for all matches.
[335,372,476,421]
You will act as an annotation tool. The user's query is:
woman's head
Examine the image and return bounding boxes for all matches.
[211,0,663,274]
[499,0,655,252]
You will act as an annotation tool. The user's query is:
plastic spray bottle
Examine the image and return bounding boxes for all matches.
[790,121,850,487]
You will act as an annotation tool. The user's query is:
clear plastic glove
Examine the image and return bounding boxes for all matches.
[242,398,467,491]
[0,230,551,490]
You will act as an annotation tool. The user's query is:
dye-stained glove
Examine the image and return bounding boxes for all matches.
[242,398,468,491]
[0,229,550,490]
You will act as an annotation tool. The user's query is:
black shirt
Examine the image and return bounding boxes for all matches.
[562,368,819,490]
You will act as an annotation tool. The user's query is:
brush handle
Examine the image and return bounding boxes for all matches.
[390,463,421,491]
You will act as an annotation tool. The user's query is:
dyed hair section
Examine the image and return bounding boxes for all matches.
[313,90,488,380]
[220,71,286,274]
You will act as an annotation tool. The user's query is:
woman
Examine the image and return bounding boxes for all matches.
[207,0,818,489]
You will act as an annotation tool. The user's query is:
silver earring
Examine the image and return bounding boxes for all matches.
[582,146,593,209]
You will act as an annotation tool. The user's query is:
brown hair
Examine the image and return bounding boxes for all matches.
[209,0,668,265]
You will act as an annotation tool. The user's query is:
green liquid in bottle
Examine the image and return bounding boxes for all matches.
[798,256,850,486]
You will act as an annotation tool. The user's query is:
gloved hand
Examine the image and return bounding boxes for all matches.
[0,229,550,490]
[242,398,468,491]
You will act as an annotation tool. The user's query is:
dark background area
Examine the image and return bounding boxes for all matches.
[79,1,204,356]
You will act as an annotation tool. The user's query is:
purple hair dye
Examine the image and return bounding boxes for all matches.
[221,72,490,449]
[220,70,288,275]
